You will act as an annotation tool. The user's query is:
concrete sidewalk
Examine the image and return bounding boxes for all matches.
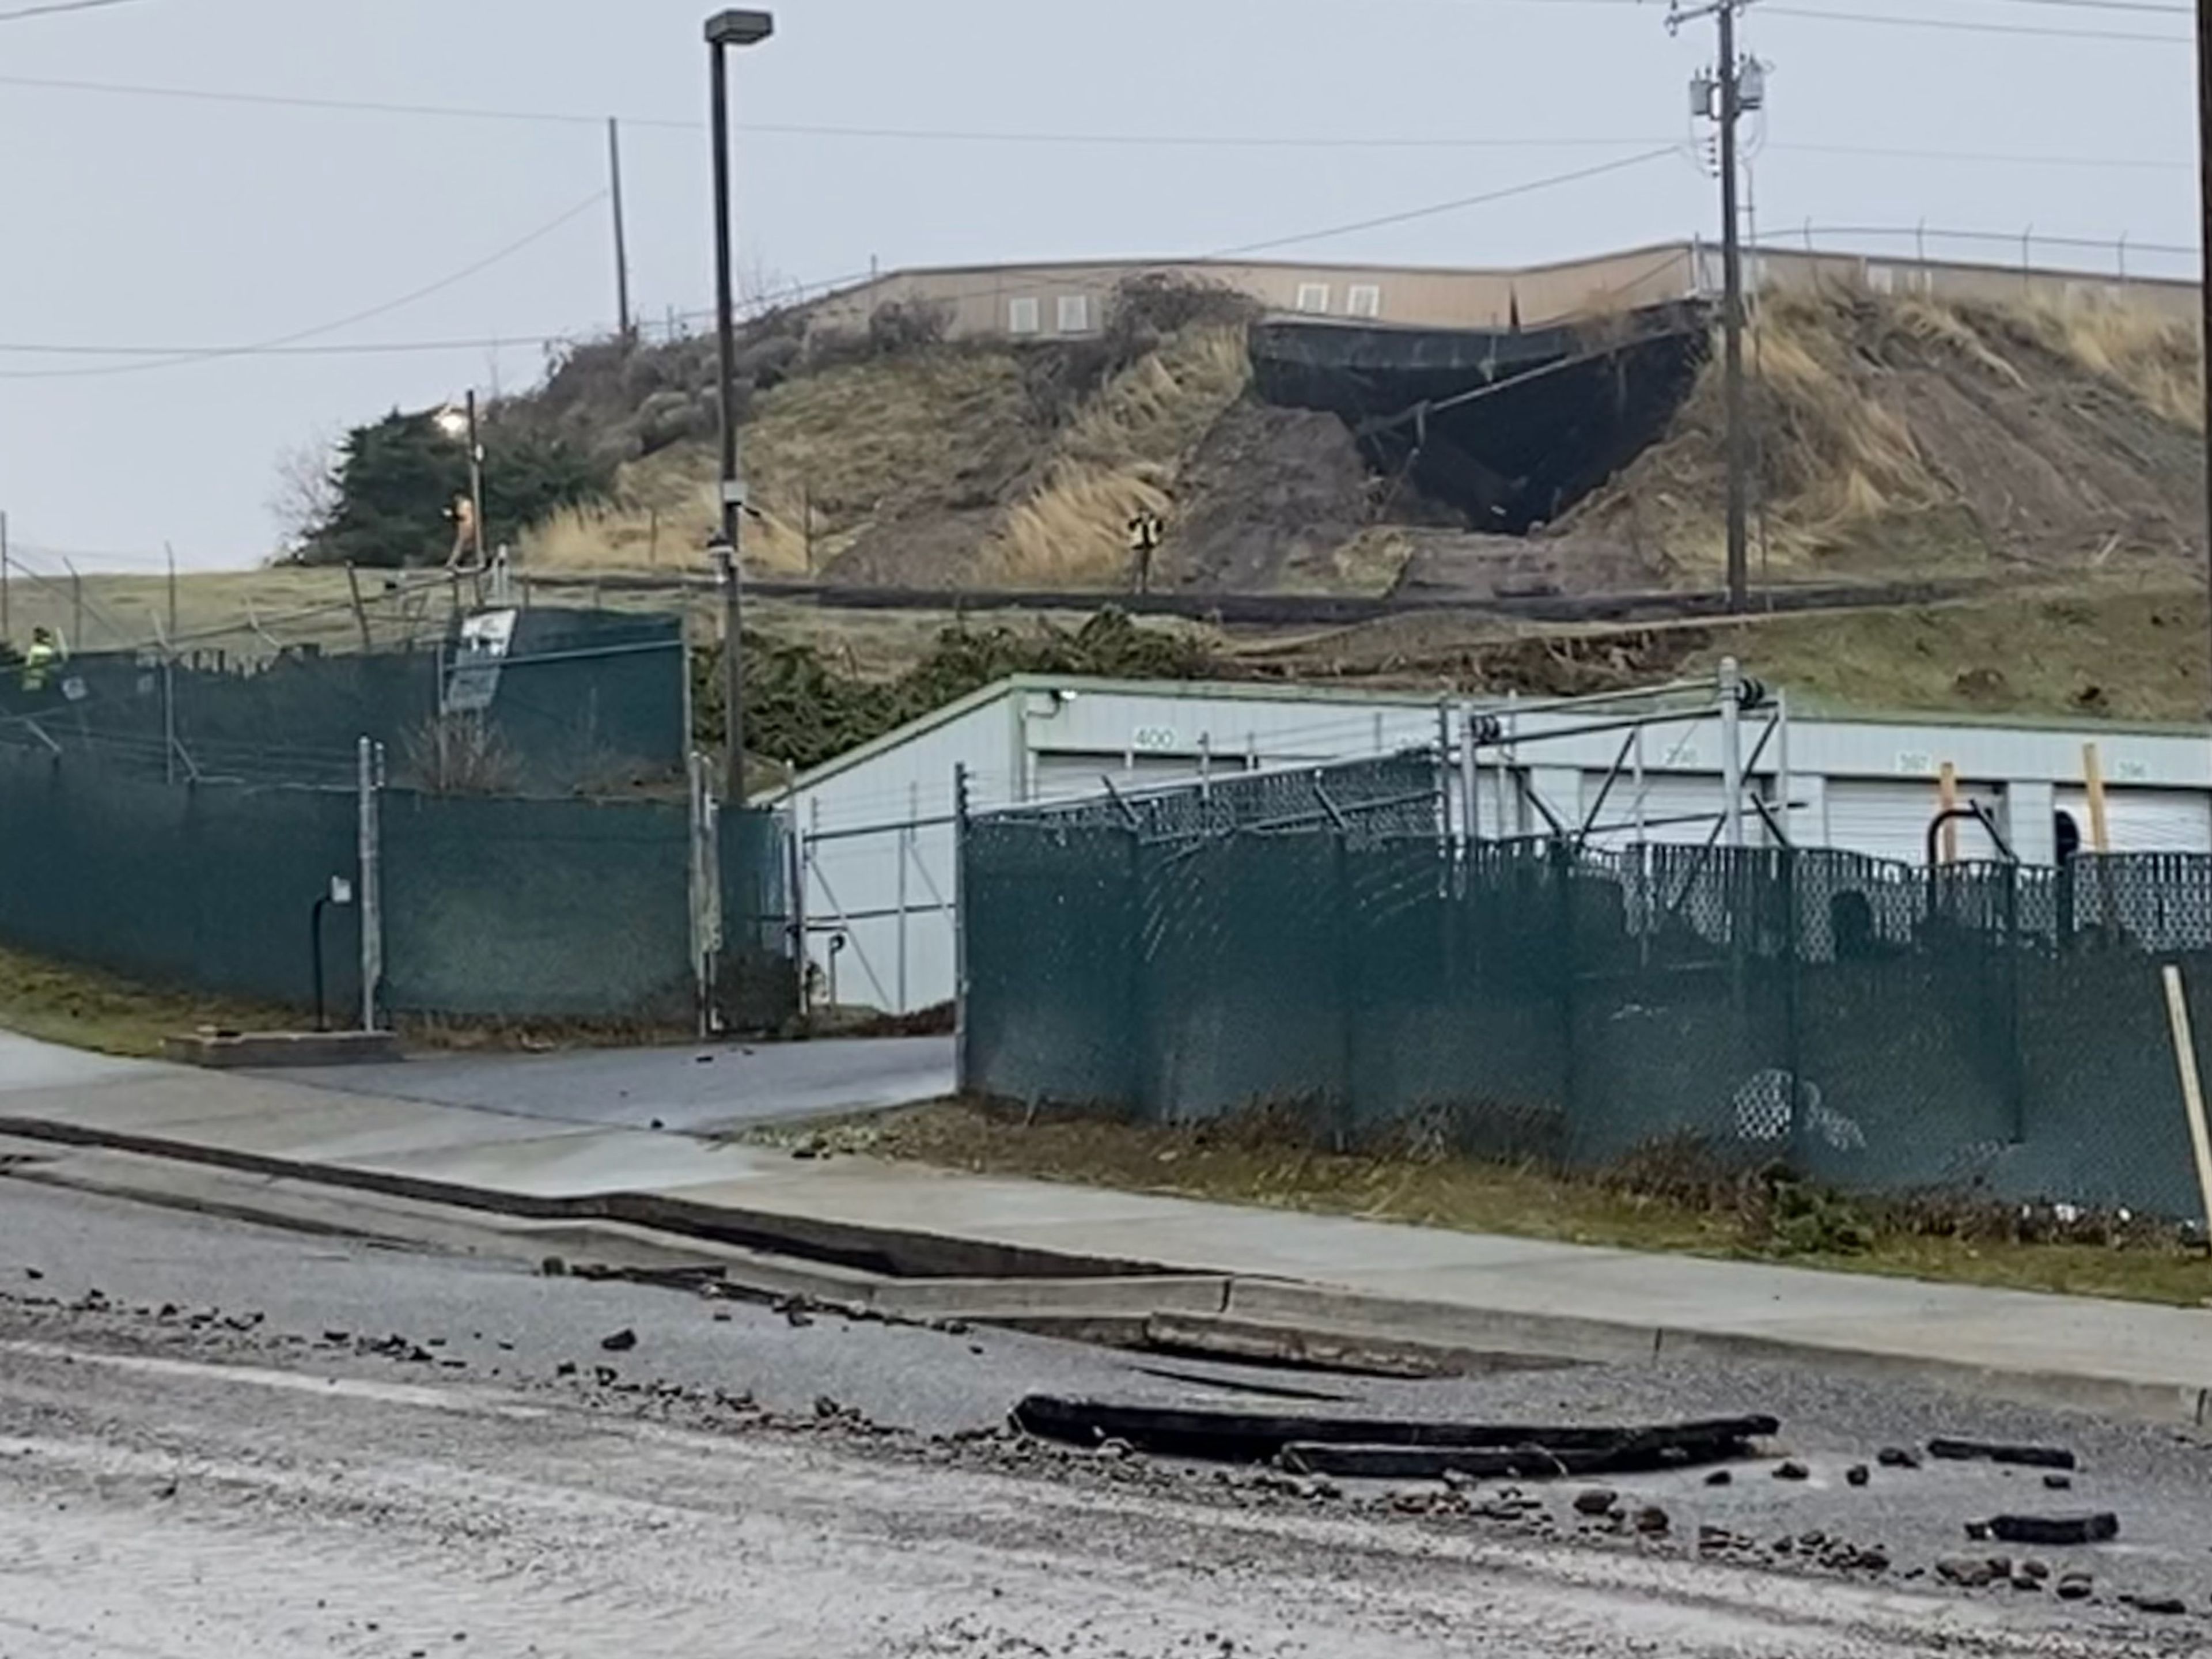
[5,1032,2212,1423]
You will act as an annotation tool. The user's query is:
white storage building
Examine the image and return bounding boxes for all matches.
[764,674,2212,1016]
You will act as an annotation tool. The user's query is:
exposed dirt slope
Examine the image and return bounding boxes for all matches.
[1559,290,2206,583]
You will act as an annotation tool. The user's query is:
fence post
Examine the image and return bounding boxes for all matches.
[1554,836,1579,1158]
[356,736,382,1033]
[1719,657,1746,852]
[688,752,721,1040]
[1335,826,1357,1152]
[952,763,970,1094]
[898,781,915,1016]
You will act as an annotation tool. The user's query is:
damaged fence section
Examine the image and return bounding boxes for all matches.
[963,755,2212,1222]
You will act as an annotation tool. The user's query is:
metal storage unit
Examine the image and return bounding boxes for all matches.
[2053,786,2211,854]
[1824,777,2008,866]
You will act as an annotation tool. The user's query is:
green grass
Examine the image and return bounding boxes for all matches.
[0,944,297,1059]
[761,1100,2212,1311]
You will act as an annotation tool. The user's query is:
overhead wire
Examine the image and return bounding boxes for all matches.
[0,191,611,380]
[0,0,146,21]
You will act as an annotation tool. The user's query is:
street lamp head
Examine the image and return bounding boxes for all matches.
[433,404,470,441]
[705,8,773,47]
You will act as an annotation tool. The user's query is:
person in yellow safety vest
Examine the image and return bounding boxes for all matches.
[20,626,63,694]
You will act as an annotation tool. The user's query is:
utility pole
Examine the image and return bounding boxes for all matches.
[2,512,12,646]
[608,117,634,343]
[1676,0,1758,615]
[165,541,178,645]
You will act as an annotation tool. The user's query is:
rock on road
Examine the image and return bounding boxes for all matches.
[0,1179,2194,1658]
[0,1332,2145,1659]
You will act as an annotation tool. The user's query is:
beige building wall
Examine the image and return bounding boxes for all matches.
[801,241,2199,340]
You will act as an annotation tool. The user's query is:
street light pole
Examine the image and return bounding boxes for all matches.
[466,389,487,575]
[706,8,774,796]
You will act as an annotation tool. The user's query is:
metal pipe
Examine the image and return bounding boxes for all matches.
[1719,656,1746,851]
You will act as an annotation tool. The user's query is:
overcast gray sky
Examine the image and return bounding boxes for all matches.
[0,0,2196,572]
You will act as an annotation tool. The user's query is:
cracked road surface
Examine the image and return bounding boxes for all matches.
[0,1182,2196,1657]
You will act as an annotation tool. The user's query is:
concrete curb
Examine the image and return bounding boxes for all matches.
[0,1113,1166,1284]
[6,1109,2211,1427]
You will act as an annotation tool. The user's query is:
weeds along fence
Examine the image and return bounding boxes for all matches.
[963,753,2212,1221]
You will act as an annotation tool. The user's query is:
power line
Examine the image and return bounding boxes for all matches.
[0,0,145,21]
[1204,147,1684,259]
[0,267,875,365]
[1762,4,2187,42]
[0,192,611,380]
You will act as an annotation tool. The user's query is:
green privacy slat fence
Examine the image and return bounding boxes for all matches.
[381,790,695,1024]
[0,747,361,1010]
[0,751,796,1028]
[964,791,2212,1221]
[718,805,799,1032]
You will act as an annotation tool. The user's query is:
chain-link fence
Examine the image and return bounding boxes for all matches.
[0,608,685,796]
[0,749,794,1032]
[0,745,365,1012]
[964,764,2212,1221]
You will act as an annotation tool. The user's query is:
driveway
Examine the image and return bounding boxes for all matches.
[264,1036,955,1137]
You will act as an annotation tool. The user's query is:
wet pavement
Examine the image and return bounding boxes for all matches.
[0,1179,2209,1655]
[263,1033,955,1134]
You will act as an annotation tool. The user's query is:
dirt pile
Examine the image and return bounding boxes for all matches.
[1559,290,2206,582]
[1156,401,1374,592]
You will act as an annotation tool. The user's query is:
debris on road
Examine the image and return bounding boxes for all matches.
[2122,1592,2187,1616]
[1928,1438,2077,1472]
[600,1328,638,1354]
[1984,1513,2119,1547]
[2056,1574,2095,1601]
[1573,1488,1619,1516]
[1846,1464,1870,1487]
[1011,1397,1778,1479]
[1876,1446,1920,1470]
[1773,1461,1810,1482]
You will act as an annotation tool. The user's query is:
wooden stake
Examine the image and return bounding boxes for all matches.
[344,563,373,653]
[1938,762,1960,865]
[2162,964,2212,1233]
[2082,742,2113,854]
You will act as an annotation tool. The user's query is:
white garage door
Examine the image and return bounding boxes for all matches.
[2054,786,2210,855]
[1825,778,2007,867]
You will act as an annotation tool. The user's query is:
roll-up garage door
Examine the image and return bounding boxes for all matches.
[1825,778,2006,867]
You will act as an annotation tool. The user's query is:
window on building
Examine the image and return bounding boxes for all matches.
[1295,282,1332,315]
[1007,297,1041,336]
[1056,294,1092,334]
[1866,264,1896,296]
[1347,284,1382,319]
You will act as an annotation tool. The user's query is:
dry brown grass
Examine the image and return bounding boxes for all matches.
[976,327,1250,589]
[755,1099,2212,1308]
[524,349,1040,578]
[2008,292,2203,430]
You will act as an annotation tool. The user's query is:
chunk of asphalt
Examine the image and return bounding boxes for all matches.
[600,1328,638,1354]
[1986,1514,2119,1548]
[1846,1465,1870,1487]
[1773,1460,1810,1482]
[1573,1488,1619,1517]
[1928,1438,2077,1472]
[2122,1592,2186,1616]
[1877,1446,1921,1470]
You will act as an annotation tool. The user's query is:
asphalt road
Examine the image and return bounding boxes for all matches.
[270,1034,955,1135]
[2,1177,2210,1655]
